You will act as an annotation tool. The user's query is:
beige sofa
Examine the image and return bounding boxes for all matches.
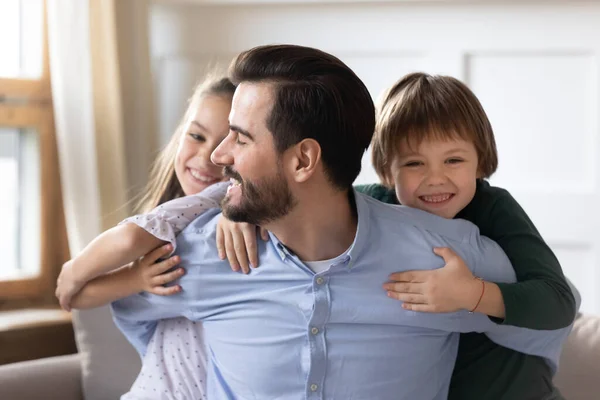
[0,308,599,399]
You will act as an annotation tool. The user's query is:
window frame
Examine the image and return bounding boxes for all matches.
[0,0,68,308]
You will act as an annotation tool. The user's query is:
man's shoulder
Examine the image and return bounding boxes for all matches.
[175,208,222,253]
[179,208,222,234]
[359,193,479,244]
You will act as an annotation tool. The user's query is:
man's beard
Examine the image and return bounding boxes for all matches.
[221,165,297,226]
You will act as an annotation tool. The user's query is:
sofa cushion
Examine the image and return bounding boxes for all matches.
[73,307,140,400]
[554,313,600,400]
[0,354,83,400]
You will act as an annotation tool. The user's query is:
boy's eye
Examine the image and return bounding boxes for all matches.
[446,158,464,164]
[189,133,206,142]
[404,161,423,167]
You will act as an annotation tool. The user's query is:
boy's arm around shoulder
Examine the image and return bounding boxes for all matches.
[463,222,574,374]
[472,183,576,329]
[383,205,574,370]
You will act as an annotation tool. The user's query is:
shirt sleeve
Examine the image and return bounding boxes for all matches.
[479,189,577,329]
[110,259,213,356]
[110,210,223,356]
[410,231,570,373]
[483,279,581,374]
[118,181,228,256]
[462,231,574,374]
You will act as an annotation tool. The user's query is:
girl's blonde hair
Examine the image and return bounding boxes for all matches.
[135,76,236,213]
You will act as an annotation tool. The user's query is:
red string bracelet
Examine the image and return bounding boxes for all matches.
[469,277,485,314]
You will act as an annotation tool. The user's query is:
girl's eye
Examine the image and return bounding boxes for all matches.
[446,158,464,164]
[189,133,206,142]
[404,161,423,167]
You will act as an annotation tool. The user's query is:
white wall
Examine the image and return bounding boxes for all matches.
[148,0,600,315]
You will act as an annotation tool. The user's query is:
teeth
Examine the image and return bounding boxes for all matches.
[190,169,215,182]
[421,194,452,203]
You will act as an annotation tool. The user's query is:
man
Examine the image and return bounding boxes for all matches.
[112,45,568,399]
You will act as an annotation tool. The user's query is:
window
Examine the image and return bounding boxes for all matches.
[0,0,67,306]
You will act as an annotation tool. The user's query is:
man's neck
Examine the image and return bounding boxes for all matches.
[264,187,357,262]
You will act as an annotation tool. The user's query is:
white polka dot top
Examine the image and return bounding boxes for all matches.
[121,318,208,400]
[120,182,229,256]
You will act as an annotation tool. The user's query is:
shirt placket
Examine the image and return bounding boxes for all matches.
[305,271,330,400]
[305,257,350,400]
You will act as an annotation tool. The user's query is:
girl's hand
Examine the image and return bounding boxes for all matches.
[383,247,481,313]
[56,259,87,311]
[133,244,185,295]
[216,215,268,274]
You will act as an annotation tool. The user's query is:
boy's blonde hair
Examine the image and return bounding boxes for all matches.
[135,76,235,213]
[372,72,498,188]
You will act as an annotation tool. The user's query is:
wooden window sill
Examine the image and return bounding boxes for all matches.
[0,308,77,366]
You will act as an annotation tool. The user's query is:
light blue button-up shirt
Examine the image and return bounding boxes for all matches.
[112,191,571,400]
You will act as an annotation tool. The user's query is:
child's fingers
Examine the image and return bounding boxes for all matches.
[151,268,185,286]
[58,292,72,312]
[259,227,269,241]
[386,291,427,304]
[148,284,182,296]
[401,303,437,313]
[232,229,251,274]
[242,226,259,268]
[141,243,173,266]
[223,231,241,272]
[382,282,423,294]
[149,255,180,275]
[216,222,226,260]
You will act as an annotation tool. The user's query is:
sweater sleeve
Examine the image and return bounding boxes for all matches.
[475,187,576,329]
[353,183,399,204]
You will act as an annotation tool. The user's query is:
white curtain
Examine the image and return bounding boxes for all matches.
[47,0,103,253]
[46,1,141,398]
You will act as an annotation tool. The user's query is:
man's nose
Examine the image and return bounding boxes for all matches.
[211,135,233,166]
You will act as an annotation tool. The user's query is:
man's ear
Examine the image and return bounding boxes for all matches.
[287,139,321,183]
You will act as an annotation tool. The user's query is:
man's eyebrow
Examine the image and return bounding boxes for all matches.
[229,124,255,141]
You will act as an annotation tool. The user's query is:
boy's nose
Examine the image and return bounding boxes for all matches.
[425,168,447,186]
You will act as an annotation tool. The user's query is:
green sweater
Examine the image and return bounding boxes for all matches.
[355,181,576,400]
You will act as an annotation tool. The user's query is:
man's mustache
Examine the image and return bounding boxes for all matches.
[223,166,243,183]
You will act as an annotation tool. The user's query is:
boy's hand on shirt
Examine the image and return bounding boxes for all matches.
[383,247,479,313]
[133,244,185,296]
[55,259,86,311]
[216,215,268,274]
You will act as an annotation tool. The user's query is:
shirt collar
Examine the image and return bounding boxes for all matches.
[345,188,371,269]
[266,189,371,270]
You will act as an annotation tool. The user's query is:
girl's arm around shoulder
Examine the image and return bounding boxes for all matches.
[70,243,184,309]
[56,222,166,310]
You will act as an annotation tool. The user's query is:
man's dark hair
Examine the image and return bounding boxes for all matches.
[229,44,375,189]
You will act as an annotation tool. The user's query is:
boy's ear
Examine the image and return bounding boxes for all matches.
[476,167,484,179]
[286,139,321,183]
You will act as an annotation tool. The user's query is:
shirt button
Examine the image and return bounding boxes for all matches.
[310,384,318,391]
[316,277,325,285]
[311,327,319,335]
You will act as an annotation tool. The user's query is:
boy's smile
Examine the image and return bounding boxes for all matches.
[390,137,480,219]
